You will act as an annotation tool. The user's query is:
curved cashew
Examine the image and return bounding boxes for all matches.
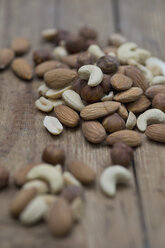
[27,164,64,193]
[63,171,81,186]
[35,97,53,112]
[88,44,104,60]
[101,91,114,101]
[62,90,85,111]
[126,111,137,130]
[43,116,63,135]
[100,166,132,197]
[37,84,49,96]
[19,195,56,225]
[78,65,103,87]
[23,179,49,193]
[151,76,165,85]
[145,57,165,76]
[52,46,68,60]
[137,109,165,132]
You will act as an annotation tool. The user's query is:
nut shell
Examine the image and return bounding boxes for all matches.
[42,144,65,165]
[111,143,134,167]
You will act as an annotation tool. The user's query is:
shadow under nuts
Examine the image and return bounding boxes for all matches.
[42,144,65,165]
[102,113,126,133]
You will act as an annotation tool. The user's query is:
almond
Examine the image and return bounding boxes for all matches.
[11,37,30,55]
[44,68,77,89]
[80,101,120,120]
[60,54,78,68]
[152,93,165,112]
[106,130,142,147]
[118,103,128,120]
[127,95,151,113]
[12,58,33,80]
[102,113,126,133]
[111,73,133,91]
[67,160,95,184]
[0,48,14,69]
[14,164,38,187]
[125,65,149,91]
[113,87,143,103]
[54,105,80,127]
[48,198,73,236]
[35,60,68,78]
[145,124,165,143]
[82,121,106,144]
[145,85,165,99]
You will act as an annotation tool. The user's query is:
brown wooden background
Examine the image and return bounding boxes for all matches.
[0,0,165,247]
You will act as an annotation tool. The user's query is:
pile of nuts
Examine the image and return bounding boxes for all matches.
[0,25,165,237]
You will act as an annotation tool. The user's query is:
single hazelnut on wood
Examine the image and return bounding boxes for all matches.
[102,113,126,133]
[42,144,65,165]
[0,166,9,189]
[100,74,111,94]
[79,26,98,40]
[76,52,94,69]
[33,49,51,65]
[97,55,120,74]
[65,35,84,54]
[111,142,134,167]
[72,78,87,95]
[152,93,165,112]
[81,84,104,103]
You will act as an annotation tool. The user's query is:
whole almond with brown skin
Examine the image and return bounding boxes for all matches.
[82,121,106,144]
[48,197,73,236]
[127,95,151,113]
[125,65,149,91]
[145,85,165,99]
[152,93,165,112]
[145,124,165,143]
[67,160,95,184]
[35,60,68,78]
[44,68,77,89]
[0,166,9,189]
[80,101,120,120]
[10,188,37,217]
[102,113,126,133]
[54,105,80,127]
[12,58,33,80]
[118,103,128,120]
[42,144,65,165]
[11,37,30,55]
[106,130,142,147]
[61,54,78,68]
[113,87,143,103]
[0,48,14,69]
[14,164,38,187]
[111,73,133,91]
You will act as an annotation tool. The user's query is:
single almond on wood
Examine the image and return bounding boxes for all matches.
[67,160,95,184]
[48,198,73,236]
[145,124,165,143]
[113,87,143,103]
[80,101,120,120]
[102,113,126,133]
[127,95,151,113]
[111,73,133,91]
[14,164,38,187]
[11,37,30,55]
[44,68,77,89]
[82,121,106,144]
[0,48,14,69]
[145,85,165,99]
[125,65,149,91]
[106,130,142,147]
[12,58,33,80]
[54,105,80,127]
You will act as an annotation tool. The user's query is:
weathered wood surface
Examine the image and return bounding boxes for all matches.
[0,0,164,247]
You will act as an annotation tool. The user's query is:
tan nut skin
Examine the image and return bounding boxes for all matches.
[111,143,134,167]
[42,144,65,165]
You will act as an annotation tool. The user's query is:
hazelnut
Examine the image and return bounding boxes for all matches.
[83,39,99,50]
[54,29,70,45]
[79,26,98,40]
[152,93,165,112]
[42,144,65,165]
[33,49,51,65]
[100,74,111,94]
[81,84,103,103]
[65,35,84,54]
[76,52,94,69]
[72,78,87,95]
[102,113,126,133]
[0,166,9,189]
[108,33,127,47]
[97,55,120,74]
[61,185,84,203]
[111,142,134,167]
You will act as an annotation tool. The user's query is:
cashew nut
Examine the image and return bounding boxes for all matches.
[137,108,165,132]
[23,179,49,193]
[37,83,49,96]
[88,44,104,60]
[52,46,68,60]
[48,99,65,107]
[101,91,114,101]
[35,97,53,112]
[27,164,64,193]
[151,76,165,85]
[19,195,56,225]
[63,171,81,186]
[62,90,85,111]
[78,65,103,87]
[100,166,132,197]
[45,85,72,99]
[43,116,63,135]
[126,111,137,130]
[145,57,165,76]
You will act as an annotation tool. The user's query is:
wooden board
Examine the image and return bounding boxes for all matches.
[0,0,164,247]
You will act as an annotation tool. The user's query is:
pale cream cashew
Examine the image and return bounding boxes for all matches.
[27,164,64,193]
[108,52,116,57]
[151,76,165,85]
[37,83,49,96]
[63,171,81,186]
[23,179,49,193]
[78,65,103,87]
[52,46,68,60]
[43,116,63,135]
[145,57,165,76]
[19,195,56,225]
[126,111,137,130]
[62,90,85,111]
[71,197,84,222]
[45,85,72,99]
[41,28,57,41]
[137,108,165,132]
[100,166,132,197]
[88,44,104,60]
[48,99,65,107]
[35,97,53,112]
[101,91,114,101]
